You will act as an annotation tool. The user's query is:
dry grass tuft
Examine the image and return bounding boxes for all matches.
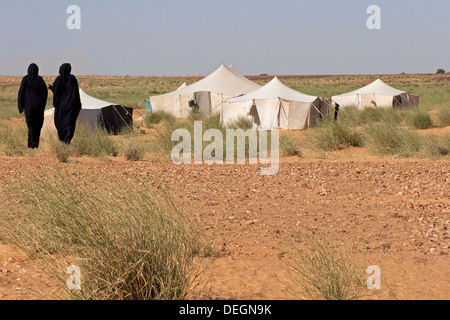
[0,169,206,300]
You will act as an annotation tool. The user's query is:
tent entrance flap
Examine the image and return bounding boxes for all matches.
[308,98,328,128]
[194,91,212,115]
[398,93,419,108]
[101,105,134,134]
[280,100,310,130]
[254,99,281,130]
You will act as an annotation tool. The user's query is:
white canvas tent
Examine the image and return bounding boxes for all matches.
[221,77,330,130]
[331,79,419,109]
[150,64,261,118]
[43,89,133,134]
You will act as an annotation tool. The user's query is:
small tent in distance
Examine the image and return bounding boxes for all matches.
[221,77,330,130]
[149,64,261,118]
[43,89,133,135]
[331,79,419,109]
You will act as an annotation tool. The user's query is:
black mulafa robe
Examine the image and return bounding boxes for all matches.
[18,64,48,149]
[50,63,82,144]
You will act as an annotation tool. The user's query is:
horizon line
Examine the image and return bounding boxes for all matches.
[1,72,446,78]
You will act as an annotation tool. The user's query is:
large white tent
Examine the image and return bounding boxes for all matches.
[331,79,419,109]
[43,89,133,134]
[149,64,261,118]
[221,77,330,130]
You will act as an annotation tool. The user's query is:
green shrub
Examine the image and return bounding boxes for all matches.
[187,108,205,122]
[284,237,369,300]
[336,106,401,127]
[124,141,146,161]
[437,108,450,127]
[151,119,187,154]
[360,107,385,124]
[279,135,302,157]
[420,135,450,159]
[70,136,91,156]
[201,113,223,131]
[0,121,29,156]
[444,135,450,149]
[144,111,176,127]
[308,121,363,151]
[407,110,433,130]
[93,135,119,157]
[70,126,119,158]
[360,107,401,125]
[227,116,254,131]
[116,124,137,136]
[364,123,422,156]
[55,142,71,163]
[335,106,361,127]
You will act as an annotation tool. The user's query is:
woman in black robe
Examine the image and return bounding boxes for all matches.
[49,63,82,144]
[18,63,48,149]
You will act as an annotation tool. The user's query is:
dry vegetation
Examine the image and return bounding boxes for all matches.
[0,73,449,300]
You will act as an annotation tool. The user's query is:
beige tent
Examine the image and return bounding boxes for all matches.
[221,77,330,130]
[331,79,419,109]
[43,89,133,134]
[149,64,260,118]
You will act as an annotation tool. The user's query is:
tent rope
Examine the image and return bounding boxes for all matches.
[106,104,135,132]
[127,99,149,123]
[312,98,330,123]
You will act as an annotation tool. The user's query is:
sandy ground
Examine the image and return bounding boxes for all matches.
[0,153,449,300]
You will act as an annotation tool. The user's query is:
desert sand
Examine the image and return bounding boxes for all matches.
[0,151,448,300]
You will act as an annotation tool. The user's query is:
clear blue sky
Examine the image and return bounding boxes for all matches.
[1,0,449,76]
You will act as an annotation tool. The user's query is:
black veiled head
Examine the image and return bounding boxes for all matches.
[59,63,72,76]
[27,63,39,77]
